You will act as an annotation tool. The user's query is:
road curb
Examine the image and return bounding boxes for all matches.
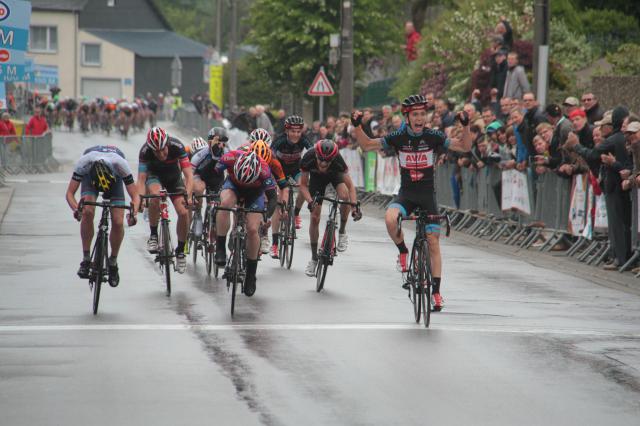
[0,186,15,225]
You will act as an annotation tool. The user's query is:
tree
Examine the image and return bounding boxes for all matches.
[247,0,402,97]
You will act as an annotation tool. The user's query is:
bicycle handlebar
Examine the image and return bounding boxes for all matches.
[215,206,267,216]
[140,191,188,200]
[396,212,451,238]
[313,194,360,208]
[78,200,132,211]
[286,176,300,188]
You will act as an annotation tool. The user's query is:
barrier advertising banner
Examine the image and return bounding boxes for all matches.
[341,148,364,188]
[501,169,531,215]
[594,195,608,229]
[376,154,400,195]
[568,174,588,236]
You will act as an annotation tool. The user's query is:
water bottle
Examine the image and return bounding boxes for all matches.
[194,210,203,237]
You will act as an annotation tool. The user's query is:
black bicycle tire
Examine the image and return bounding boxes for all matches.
[278,215,288,267]
[316,223,333,292]
[162,221,172,296]
[192,237,198,265]
[92,232,106,315]
[286,202,296,270]
[203,212,211,274]
[230,236,241,316]
[410,241,421,323]
[420,239,432,328]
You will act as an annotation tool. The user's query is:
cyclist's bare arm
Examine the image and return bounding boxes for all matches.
[65,179,81,211]
[135,170,148,211]
[342,174,357,204]
[299,172,313,203]
[354,126,383,152]
[124,183,140,214]
[181,165,194,202]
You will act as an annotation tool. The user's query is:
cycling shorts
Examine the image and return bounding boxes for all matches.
[222,178,265,211]
[388,189,440,230]
[309,172,346,202]
[146,171,185,197]
[81,174,126,206]
[194,173,224,194]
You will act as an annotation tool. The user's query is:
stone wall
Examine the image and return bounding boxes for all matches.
[592,76,640,113]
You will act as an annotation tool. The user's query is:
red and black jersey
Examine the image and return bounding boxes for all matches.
[138,136,190,176]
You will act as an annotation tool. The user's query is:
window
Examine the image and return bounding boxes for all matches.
[82,43,101,66]
[29,26,57,53]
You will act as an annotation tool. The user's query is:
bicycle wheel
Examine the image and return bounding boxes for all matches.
[278,216,288,267]
[203,214,212,275]
[91,233,107,315]
[419,240,432,328]
[162,221,172,296]
[409,242,421,323]
[286,203,296,270]
[316,225,333,292]
[230,236,242,316]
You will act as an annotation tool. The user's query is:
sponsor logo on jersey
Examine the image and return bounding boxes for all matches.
[398,150,433,169]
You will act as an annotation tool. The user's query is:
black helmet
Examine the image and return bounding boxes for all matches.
[401,94,428,114]
[284,115,304,129]
[207,126,229,142]
[314,139,338,162]
[90,160,116,193]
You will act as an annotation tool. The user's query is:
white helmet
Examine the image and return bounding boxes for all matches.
[190,136,207,153]
[233,151,261,184]
[249,128,272,145]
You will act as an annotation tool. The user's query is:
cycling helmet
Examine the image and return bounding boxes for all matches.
[191,136,207,153]
[249,128,272,145]
[90,160,116,193]
[284,115,304,129]
[251,139,272,163]
[207,126,229,142]
[401,94,428,114]
[314,139,339,162]
[146,127,168,150]
[233,151,261,185]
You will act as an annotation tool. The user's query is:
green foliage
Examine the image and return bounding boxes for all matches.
[225,55,285,107]
[550,0,581,33]
[155,0,214,45]
[578,9,640,55]
[391,0,534,103]
[549,18,595,72]
[605,43,640,76]
[246,0,402,95]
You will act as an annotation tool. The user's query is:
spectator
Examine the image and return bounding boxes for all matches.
[391,114,404,131]
[470,89,482,113]
[379,105,394,134]
[482,107,497,128]
[543,104,572,170]
[25,106,49,136]
[403,21,421,62]
[562,97,580,117]
[435,100,455,129]
[533,133,551,175]
[490,48,508,99]
[523,92,547,156]
[495,18,513,51]
[622,121,640,190]
[247,107,258,132]
[361,108,375,138]
[565,107,631,270]
[569,109,594,149]
[488,88,500,115]
[326,115,337,139]
[581,92,604,125]
[503,52,530,100]
[255,104,274,134]
[274,109,286,134]
[497,97,512,124]
[309,120,321,142]
[425,93,435,112]
[509,107,528,171]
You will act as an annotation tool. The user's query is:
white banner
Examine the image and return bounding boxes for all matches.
[568,174,588,236]
[341,148,364,188]
[594,194,608,229]
[501,169,531,215]
[375,154,400,195]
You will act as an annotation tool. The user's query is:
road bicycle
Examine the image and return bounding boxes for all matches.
[313,194,360,292]
[189,192,220,277]
[141,190,187,296]
[77,199,132,315]
[397,211,450,328]
[278,177,299,269]
[216,205,266,316]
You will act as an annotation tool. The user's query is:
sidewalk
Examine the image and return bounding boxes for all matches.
[0,186,15,225]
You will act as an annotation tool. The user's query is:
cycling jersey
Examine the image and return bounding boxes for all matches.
[73,145,133,185]
[138,136,190,177]
[191,149,224,192]
[270,134,313,177]
[382,126,449,191]
[215,150,275,191]
[238,143,287,188]
[300,149,348,200]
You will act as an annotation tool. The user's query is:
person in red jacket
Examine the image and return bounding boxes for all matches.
[26,106,49,136]
[0,112,18,145]
[403,21,421,62]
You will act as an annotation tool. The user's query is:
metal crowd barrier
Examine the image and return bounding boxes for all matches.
[174,109,223,139]
[0,133,58,174]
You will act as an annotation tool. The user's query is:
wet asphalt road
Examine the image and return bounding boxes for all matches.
[1,126,639,425]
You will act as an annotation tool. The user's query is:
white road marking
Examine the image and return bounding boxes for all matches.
[0,323,638,337]
[5,178,67,184]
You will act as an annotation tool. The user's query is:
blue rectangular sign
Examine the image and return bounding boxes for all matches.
[33,64,58,86]
[0,0,32,81]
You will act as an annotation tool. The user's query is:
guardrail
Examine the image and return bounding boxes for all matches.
[0,133,58,175]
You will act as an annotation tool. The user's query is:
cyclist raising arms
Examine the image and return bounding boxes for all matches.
[137,127,193,274]
[214,151,278,296]
[299,140,362,276]
[270,115,313,257]
[66,145,139,287]
[352,95,472,311]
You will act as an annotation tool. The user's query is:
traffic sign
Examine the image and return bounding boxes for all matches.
[308,66,334,96]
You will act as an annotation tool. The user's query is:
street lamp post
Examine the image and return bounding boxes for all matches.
[338,0,354,115]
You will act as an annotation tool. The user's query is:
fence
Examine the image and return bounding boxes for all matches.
[0,133,58,175]
[174,109,223,139]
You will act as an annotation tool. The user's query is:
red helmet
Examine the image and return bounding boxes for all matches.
[314,139,338,162]
[146,127,168,150]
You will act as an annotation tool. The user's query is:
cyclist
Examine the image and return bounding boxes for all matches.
[65,145,139,287]
[190,127,229,238]
[299,140,362,276]
[137,126,194,274]
[270,115,313,255]
[214,151,278,297]
[352,94,472,311]
[249,127,272,146]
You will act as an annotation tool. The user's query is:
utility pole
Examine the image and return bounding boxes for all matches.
[338,0,354,115]
[533,0,550,106]
[229,0,238,111]
[215,0,222,55]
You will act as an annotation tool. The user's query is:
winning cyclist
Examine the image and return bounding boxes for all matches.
[214,151,278,296]
[66,145,139,287]
[137,126,193,274]
[352,94,472,311]
[270,115,313,257]
[299,140,362,276]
